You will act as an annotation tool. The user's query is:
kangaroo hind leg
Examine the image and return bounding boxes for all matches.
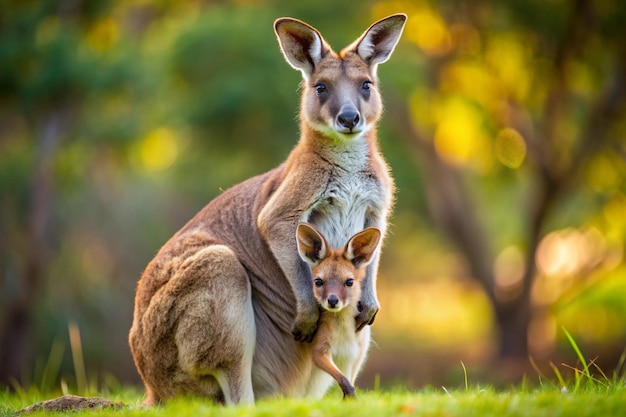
[175,244,256,405]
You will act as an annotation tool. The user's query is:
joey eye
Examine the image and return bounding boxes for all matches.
[361,81,372,91]
[314,83,327,96]
[314,278,324,287]
[345,279,354,287]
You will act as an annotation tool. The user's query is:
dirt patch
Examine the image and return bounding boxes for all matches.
[15,395,125,415]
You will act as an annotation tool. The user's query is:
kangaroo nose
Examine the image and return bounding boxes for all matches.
[327,295,339,308]
[337,111,360,130]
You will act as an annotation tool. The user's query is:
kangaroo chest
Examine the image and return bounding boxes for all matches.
[304,169,384,249]
[325,307,363,359]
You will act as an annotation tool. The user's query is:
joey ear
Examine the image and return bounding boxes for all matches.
[296,223,328,265]
[274,18,331,81]
[345,228,382,268]
[346,14,406,74]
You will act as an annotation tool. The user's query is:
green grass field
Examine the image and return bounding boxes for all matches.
[3,332,624,416]
[3,383,626,417]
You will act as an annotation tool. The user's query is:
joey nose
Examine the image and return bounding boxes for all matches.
[337,111,360,130]
[327,295,339,309]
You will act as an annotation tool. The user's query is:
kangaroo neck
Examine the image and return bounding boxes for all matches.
[322,302,359,332]
[300,125,375,171]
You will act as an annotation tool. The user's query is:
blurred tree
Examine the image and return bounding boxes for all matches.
[0,0,113,385]
[380,0,626,362]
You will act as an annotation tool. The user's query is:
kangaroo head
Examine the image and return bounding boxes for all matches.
[296,223,381,312]
[275,14,406,142]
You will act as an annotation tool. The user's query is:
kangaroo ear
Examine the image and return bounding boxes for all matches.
[274,18,331,81]
[346,14,406,75]
[296,223,328,266]
[345,228,382,269]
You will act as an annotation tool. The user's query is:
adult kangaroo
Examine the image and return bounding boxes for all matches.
[129,14,406,405]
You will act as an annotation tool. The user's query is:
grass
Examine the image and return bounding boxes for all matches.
[2,327,624,416]
[2,383,626,417]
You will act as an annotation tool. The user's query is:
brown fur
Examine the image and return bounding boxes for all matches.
[129,14,406,405]
[296,223,381,398]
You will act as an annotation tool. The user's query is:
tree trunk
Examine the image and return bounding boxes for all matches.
[0,111,62,386]
[388,96,535,360]
[494,296,531,359]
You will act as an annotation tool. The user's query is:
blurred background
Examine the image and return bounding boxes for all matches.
[1,0,625,393]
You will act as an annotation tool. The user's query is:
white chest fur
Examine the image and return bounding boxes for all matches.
[328,308,369,363]
[303,140,386,249]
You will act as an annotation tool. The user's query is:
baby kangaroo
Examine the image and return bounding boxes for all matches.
[296,223,381,398]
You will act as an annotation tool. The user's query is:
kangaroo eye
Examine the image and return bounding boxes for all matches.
[361,81,372,91]
[314,278,324,287]
[314,83,327,96]
[345,279,354,287]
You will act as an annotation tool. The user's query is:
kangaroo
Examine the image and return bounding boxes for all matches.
[129,14,406,405]
[296,223,381,399]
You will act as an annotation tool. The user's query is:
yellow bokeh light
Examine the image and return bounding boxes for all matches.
[587,153,622,192]
[536,229,582,277]
[485,34,532,101]
[433,97,491,170]
[377,278,493,349]
[558,305,624,345]
[406,11,452,56]
[408,88,434,131]
[371,0,414,19]
[494,246,525,288]
[139,128,179,172]
[495,128,526,169]
[604,193,626,231]
[441,61,497,108]
[536,227,609,278]
[494,245,526,304]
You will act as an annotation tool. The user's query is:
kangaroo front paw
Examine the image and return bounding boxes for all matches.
[291,308,319,343]
[355,301,379,331]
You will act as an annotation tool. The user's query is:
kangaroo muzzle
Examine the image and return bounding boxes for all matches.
[337,109,360,131]
[335,104,362,134]
[327,294,340,309]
